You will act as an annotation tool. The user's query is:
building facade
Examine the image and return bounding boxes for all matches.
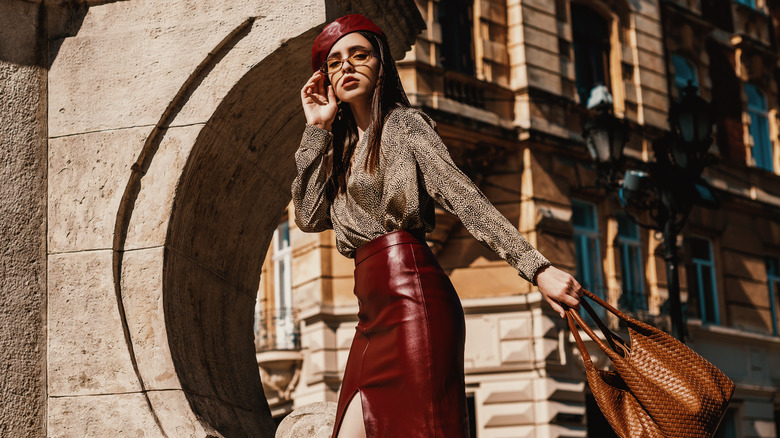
[256,0,780,436]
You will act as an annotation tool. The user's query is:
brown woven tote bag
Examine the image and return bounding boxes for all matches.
[566,289,735,437]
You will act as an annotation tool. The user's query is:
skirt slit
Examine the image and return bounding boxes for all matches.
[332,389,365,438]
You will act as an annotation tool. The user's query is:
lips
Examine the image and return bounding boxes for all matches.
[343,77,359,86]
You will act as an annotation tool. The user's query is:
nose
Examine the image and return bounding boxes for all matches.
[342,58,357,73]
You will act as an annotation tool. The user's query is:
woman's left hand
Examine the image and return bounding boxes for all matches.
[534,265,583,318]
[301,70,338,130]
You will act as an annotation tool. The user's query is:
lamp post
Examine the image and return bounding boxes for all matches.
[583,86,631,190]
[581,83,716,343]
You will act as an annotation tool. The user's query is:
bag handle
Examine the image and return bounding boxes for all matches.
[566,290,630,361]
[580,289,636,326]
[567,304,597,366]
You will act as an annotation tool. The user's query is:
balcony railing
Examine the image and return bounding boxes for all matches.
[255,307,300,352]
[444,73,487,109]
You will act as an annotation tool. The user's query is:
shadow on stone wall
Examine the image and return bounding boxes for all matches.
[158,2,423,433]
[162,26,321,436]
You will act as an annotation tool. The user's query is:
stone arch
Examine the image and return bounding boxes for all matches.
[160,31,318,435]
[106,3,423,436]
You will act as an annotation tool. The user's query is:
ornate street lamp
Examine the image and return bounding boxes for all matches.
[583,85,631,190]
[667,82,715,171]
[581,83,717,343]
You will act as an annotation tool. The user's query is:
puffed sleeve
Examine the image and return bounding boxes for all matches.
[398,108,551,284]
[291,123,334,232]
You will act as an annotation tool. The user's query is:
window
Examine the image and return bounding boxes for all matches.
[745,83,773,171]
[573,200,605,318]
[714,408,738,438]
[702,0,735,32]
[735,0,756,8]
[616,214,646,312]
[466,393,477,438]
[672,54,699,96]
[572,4,611,105]
[775,408,780,438]
[439,0,475,75]
[707,39,743,161]
[767,256,780,335]
[272,219,295,349]
[687,237,720,324]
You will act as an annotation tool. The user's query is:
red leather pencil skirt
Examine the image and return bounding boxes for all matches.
[331,230,469,438]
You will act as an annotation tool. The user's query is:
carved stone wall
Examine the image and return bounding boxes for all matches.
[0,2,47,436]
[0,0,423,436]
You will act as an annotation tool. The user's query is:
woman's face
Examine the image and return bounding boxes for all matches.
[326,33,380,105]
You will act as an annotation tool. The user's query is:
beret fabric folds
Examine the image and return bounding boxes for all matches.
[311,14,385,72]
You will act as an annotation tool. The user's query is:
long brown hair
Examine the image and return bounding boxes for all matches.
[325,30,411,202]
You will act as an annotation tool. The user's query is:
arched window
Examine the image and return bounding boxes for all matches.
[572,4,611,105]
[745,83,773,171]
[671,54,698,96]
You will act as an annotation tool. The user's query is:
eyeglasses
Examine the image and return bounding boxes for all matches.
[320,49,377,74]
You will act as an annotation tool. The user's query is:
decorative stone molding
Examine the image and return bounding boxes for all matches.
[257,350,304,416]
[275,402,337,438]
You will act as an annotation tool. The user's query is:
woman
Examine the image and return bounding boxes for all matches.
[293,14,583,438]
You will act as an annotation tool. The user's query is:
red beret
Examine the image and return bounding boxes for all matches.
[311,14,385,72]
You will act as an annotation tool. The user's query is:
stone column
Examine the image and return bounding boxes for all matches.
[0,1,47,436]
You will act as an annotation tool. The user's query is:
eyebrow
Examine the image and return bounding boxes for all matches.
[327,45,371,58]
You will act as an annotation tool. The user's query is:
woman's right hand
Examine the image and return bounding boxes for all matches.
[301,70,338,131]
[534,265,583,318]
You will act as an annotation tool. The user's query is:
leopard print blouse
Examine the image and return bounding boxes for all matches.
[291,106,551,284]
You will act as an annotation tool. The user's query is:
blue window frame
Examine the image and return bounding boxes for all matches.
[745,83,773,171]
[573,200,605,318]
[616,214,646,312]
[672,54,698,96]
[766,256,780,335]
[688,237,719,325]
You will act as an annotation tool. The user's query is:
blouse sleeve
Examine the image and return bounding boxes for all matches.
[291,123,334,232]
[398,108,551,284]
